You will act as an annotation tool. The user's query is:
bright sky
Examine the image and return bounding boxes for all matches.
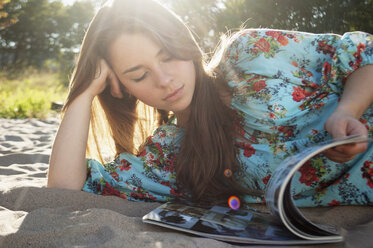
[61,0,77,6]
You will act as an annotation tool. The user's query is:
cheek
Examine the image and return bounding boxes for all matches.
[179,61,196,83]
[129,86,158,105]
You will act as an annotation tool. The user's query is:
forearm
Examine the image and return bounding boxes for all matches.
[48,92,94,190]
[335,65,373,118]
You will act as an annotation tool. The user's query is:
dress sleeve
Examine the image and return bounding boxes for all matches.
[332,31,373,80]
[82,125,184,202]
[219,29,373,93]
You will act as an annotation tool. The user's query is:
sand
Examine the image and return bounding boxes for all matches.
[0,117,372,248]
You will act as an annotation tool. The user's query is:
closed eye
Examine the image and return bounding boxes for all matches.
[133,72,148,82]
[162,56,173,62]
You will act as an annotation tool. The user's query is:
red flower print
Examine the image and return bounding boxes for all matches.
[317,40,336,57]
[170,188,184,197]
[314,102,325,110]
[252,80,267,92]
[357,43,366,53]
[298,161,319,186]
[291,61,298,67]
[102,182,127,199]
[155,142,164,157]
[277,35,289,46]
[161,181,184,197]
[361,161,373,188]
[243,144,256,157]
[292,86,310,102]
[234,122,246,137]
[359,118,370,130]
[160,132,166,138]
[255,38,270,53]
[268,112,276,119]
[120,159,132,171]
[328,200,340,206]
[265,30,281,39]
[348,61,356,68]
[130,192,146,199]
[353,52,363,64]
[323,62,331,81]
[110,171,120,182]
[249,31,258,38]
[236,142,256,158]
[161,181,171,187]
[277,126,294,138]
[332,172,351,186]
[262,175,271,185]
[163,153,176,173]
[138,149,146,157]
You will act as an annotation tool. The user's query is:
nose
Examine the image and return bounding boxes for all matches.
[154,63,173,88]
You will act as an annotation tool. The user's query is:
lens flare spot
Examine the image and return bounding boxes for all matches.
[224,169,232,178]
[228,196,240,210]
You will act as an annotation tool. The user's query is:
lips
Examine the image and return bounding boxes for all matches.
[163,85,184,102]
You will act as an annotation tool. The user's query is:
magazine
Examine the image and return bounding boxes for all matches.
[142,135,371,245]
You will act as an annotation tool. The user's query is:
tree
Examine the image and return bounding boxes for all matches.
[0,0,95,72]
[214,0,373,38]
[0,0,17,30]
[161,0,373,51]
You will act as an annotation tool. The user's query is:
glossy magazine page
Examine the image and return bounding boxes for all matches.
[265,135,371,241]
[143,202,317,245]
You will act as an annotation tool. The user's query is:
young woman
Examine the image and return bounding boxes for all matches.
[48,0,373,207]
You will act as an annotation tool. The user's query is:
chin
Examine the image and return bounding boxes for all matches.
[168,101,191,114]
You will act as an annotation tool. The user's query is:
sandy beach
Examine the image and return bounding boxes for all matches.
[0,117,372,248]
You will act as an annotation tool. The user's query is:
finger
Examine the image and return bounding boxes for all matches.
[96,59,108,79]
[323,149,356,162]
[108,72,123,98]
[333,142,368,155]
[322,150,355,163]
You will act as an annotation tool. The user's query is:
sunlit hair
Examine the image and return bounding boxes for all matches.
[63,0,259,204]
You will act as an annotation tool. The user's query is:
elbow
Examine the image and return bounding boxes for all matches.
[47,172,85,191]
[46,180,84,191]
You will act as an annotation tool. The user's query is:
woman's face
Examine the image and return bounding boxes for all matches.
[108,33,196,114]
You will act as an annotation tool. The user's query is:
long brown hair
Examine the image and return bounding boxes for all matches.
[63,0,258,204]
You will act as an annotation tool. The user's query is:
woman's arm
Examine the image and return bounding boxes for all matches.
[47,60,122,190]
[323,65,373,163]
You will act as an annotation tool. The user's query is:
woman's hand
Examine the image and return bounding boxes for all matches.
[323,65,373,163]
[323,110,368,163]
[48,59,123,190]
[85,59,123,99]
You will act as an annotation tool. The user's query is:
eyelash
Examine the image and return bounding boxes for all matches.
[132,56,173,82]
[162,56,173,62]
[133,72,148,82]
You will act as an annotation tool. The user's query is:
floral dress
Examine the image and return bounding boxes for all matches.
[83,29,373,207]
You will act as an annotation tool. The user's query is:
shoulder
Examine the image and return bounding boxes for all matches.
[218,29,307,76]
[145,124,181,147]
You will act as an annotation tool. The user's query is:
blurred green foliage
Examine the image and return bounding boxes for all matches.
[0,71,66,119]
[0,0,95,85]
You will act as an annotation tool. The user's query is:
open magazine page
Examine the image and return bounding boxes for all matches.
[265,135,370,241]
[143,202,321,245]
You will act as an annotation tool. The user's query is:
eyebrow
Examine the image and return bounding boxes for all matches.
[121,49,165,75]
